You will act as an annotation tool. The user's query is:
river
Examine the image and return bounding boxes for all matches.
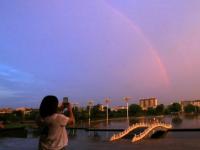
[0,115,200,150]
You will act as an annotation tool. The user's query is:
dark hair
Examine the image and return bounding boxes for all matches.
[39,95,59,118]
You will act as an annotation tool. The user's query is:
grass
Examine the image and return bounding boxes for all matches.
[4,123,26,129]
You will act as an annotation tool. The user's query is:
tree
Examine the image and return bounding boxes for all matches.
[79,109,88,120]
[91,104,105,119]
[195,106,200,113]
[168,103,181,114]
[72,106,80,122]
[25,110,39,120]
[164,107,170,115]
[146,107,156,116]
[184,104,196,113]
[155,104,165,115]
[0,113,17,122]
[129,104,142,116]
[111,109,126,118]
[13,110,24,121]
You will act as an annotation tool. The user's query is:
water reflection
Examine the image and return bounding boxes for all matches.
[172,116,183,128]
[0,127,27,138]
[1,115,200,139]
[129,118,139,124]
[91,115,200,129]
[0,118,200,150]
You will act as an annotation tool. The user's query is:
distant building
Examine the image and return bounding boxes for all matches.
[0,108,13,114]
[111,106,126,112]
[180,100,200,111]
[15,107,32,115]
[98,104,105,111]
[139,98,158,110]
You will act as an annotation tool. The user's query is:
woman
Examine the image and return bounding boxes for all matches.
[38,95,75,150]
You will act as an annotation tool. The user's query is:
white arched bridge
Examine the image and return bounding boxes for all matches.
[110,122,172,142]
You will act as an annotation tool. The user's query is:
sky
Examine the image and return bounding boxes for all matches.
[1,0,200,107]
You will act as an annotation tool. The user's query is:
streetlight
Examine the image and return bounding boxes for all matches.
[72,102,79,109]
[104,98,111,126]
[123,97,131,125]
[88,100,94,127]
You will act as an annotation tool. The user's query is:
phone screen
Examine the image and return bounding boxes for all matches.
[63,97,68,103]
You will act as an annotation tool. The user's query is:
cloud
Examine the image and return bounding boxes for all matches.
[0,64,46,99]
[0,86,22,98]
[0,64,35,83]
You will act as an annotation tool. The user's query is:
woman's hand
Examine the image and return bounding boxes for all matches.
[67,103,73,112]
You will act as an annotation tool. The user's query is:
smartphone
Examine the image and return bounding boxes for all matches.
[63,97,69,107]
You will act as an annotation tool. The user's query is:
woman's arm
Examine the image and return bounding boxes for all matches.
[60,102,75,126]
[66,103,75,126]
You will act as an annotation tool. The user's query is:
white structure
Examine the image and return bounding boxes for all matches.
[104,98,111,125]
[123,97,131,120]
[87,100,94,127]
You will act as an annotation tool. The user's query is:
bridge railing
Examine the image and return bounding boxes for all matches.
[132,123,172,142]
[110,122,172,142]
[110,122,150,141]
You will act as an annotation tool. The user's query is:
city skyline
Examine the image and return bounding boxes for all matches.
[1,0,200,107]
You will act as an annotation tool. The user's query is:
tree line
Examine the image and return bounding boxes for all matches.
[0,103,199,124]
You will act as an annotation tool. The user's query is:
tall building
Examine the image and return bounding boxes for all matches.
[180,100,200,111]
[139,97,158,110]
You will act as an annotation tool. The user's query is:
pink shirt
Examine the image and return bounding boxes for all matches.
[39,113,69,150]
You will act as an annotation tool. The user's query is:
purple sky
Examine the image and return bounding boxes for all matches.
[1,0,200,107]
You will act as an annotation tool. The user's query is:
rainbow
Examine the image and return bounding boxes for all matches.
[104,1,170,87]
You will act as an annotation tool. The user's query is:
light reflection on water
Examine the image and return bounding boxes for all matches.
[1,131,200,150]
[90,115,200,129]
[0,116,200,150]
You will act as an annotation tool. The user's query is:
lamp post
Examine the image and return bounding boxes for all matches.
[72,102,79,109]
[104,98,111,126]
[88,100,94,128]
[123,97,131,125]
